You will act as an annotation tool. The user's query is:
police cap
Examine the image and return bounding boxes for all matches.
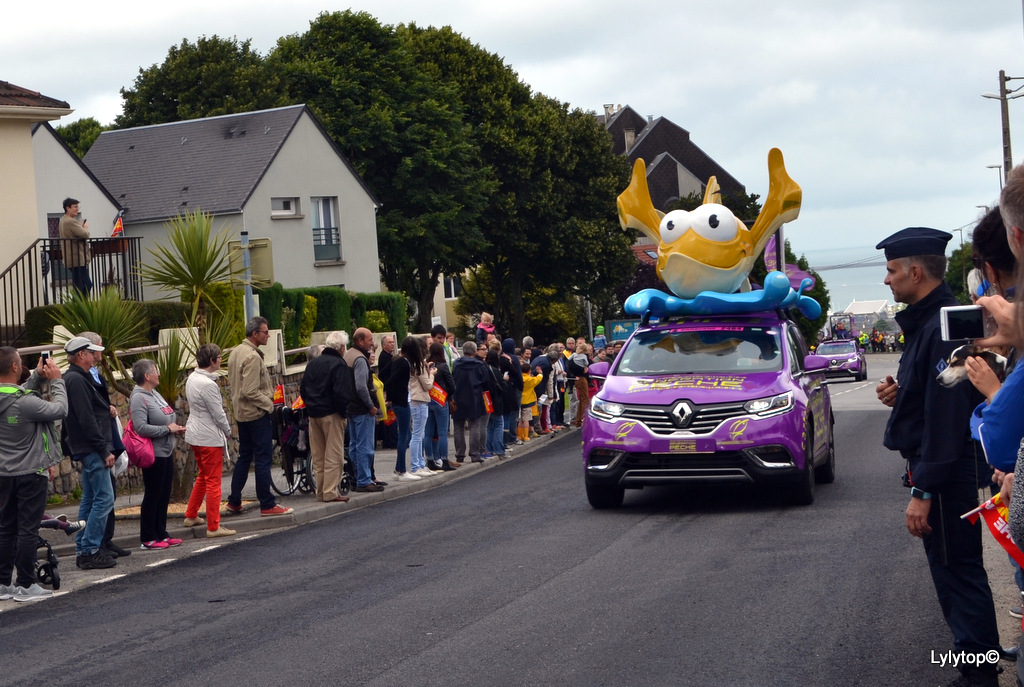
[875,227,952,260]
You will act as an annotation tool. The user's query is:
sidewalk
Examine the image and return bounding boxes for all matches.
[41,426,579,557]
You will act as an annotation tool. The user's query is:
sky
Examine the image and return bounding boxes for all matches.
[7,0,1024,275]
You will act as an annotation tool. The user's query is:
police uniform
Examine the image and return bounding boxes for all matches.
[878,228,1000,683]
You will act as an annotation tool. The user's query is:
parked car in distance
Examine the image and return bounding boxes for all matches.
[813,339,867,382]
[582,312,834,509]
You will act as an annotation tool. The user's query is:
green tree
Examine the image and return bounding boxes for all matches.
[116,35,288,128]
[138,209,242,348]
[54,117,107,157]
[273,12,494,333]
[946,241,973,304]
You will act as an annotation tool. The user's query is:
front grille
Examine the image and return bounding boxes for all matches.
[619,401,748,436]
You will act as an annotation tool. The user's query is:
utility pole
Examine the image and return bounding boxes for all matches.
[999,70,1013,180]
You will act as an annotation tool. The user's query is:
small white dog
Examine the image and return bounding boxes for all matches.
[936,344,1008,388]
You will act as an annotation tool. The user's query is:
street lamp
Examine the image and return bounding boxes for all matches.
[982,70,1024,179]
[987,163,1004,191]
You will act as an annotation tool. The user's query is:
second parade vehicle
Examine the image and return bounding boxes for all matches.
[582,311,835,509]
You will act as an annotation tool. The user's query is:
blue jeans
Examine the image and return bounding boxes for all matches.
[487,413,505,455]
[75,452,115,555]
[393,405,411,473]
[230,413,276,510]
[409,403,428,472]
[424,402,450,463]
[348,414,376,487]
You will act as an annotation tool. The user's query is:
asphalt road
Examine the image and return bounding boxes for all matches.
[1,354,1017,686]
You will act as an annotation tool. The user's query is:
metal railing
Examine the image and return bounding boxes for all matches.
[0,237,144,347]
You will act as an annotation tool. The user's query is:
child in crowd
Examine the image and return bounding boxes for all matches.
[519,362,542,442]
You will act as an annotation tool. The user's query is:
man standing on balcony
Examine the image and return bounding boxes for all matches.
[58,198,92,295]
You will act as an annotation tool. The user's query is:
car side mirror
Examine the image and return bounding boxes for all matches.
[803,354,829,372]
[588,361,610,380]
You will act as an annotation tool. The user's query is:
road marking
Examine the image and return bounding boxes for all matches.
[146,559,174,568]
[193,545,221,553]
[830,382,871,396]
[93,574,126,584]
[237,534,260,541]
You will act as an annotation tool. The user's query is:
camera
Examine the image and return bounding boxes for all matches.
[40,351,50,361]
[940,305,994,341]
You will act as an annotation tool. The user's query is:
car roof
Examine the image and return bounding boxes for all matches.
[633,312,790,335]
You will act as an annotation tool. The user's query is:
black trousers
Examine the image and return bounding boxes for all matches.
[922,456,999,664]
[140,454,173,543]
[0,473,49,588]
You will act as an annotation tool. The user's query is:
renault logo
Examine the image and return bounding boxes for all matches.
[670,401,693,427]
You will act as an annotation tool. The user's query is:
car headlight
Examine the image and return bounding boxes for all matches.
[744,391,793,417]
[590,397,624,419]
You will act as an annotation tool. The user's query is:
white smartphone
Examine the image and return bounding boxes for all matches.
[939,305,994,341]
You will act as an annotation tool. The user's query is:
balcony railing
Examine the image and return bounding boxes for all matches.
[0,237,144,347]
[312,226,341,261]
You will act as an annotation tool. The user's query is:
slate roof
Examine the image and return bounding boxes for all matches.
[84,105,377,224]
[0,80,70,109]
[601,104,745,209]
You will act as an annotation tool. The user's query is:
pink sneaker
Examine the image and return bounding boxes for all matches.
[141,540,169,550]
[162,538,183,547]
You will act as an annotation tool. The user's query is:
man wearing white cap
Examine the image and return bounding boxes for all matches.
[63,336,117,570]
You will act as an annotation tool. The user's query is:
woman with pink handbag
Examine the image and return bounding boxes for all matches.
[129,359,185,550]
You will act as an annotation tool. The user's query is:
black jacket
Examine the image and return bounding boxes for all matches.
[432,360,456,401]
[383,357,410,408]
[451,356,487,420]
[883,282,985,492]
[300,347,352,419]
[63,364,113,458]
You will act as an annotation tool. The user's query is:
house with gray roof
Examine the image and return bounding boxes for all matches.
[84,104,381,300]
[599,104,745,211]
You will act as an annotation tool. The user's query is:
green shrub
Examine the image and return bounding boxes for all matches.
[365,309,390,332]
[255,282,284,329]
[299,294,317,346]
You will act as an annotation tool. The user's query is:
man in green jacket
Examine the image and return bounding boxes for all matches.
[0,347,66,602]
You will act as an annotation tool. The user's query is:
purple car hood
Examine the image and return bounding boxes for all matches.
[601,369,791,405]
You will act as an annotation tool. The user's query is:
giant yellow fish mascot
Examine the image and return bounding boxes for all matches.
[618,148,819,320]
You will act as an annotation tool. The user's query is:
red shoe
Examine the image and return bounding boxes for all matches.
[162,538,183,547]
[141,540,170,550]
[224,503,243,515]
[260,505,294,517]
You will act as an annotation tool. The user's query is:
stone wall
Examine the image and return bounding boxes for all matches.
[50,366,306,500]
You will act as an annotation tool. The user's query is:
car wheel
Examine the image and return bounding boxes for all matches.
[586,481,625,509]
[789,422,816,506]
[815,416,836,484]
[858,362,867,382]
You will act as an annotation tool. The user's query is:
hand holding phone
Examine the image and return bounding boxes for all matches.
[940,305,994,341]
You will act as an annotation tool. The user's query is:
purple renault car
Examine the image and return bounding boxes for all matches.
[812,339,867,382]
[583,312,835,508]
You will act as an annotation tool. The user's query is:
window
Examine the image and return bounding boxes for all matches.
[271,197,301,218]
[311,196,341,262]
[443,276,462,300]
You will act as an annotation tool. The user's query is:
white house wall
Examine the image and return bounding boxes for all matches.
[0,120,40,261]
[676,161,704,199]
[246,112,381,293]
[32,125,120,239]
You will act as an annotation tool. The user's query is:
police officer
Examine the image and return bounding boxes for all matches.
[875,227,1002,687]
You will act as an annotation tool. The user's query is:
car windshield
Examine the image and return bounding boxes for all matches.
[614,325,784,375]
[816,341,856,355]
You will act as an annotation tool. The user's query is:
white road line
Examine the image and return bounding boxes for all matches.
[193,545,221,553]
[92,574,126,584]
[146,559,174,568]
[236,534,260,541]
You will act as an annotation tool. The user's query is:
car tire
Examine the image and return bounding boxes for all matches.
[857,362,867,382]
[788,422,816,506]
[586,482,625,509]
[815,417,836,484]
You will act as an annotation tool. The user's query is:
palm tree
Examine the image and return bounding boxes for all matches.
[50,287,148,396]
[139,209,243,348]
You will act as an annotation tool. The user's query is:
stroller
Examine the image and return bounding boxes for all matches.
[34,514,80,590]
[276,405,355,496]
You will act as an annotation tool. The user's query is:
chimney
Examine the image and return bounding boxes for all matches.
[624,128,636,150]
[603,103,615,118]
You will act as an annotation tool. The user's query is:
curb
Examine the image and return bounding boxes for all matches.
[44,427,578,558]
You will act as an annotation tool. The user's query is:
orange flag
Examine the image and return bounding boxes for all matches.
[112,214,124,237]
[964,493,1024,569]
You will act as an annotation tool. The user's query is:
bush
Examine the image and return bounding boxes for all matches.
[365,309,390,332]
[24,301,190,346]
[299,294,317,346]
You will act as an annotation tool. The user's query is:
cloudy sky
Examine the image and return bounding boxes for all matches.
[8,0,1024,266]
